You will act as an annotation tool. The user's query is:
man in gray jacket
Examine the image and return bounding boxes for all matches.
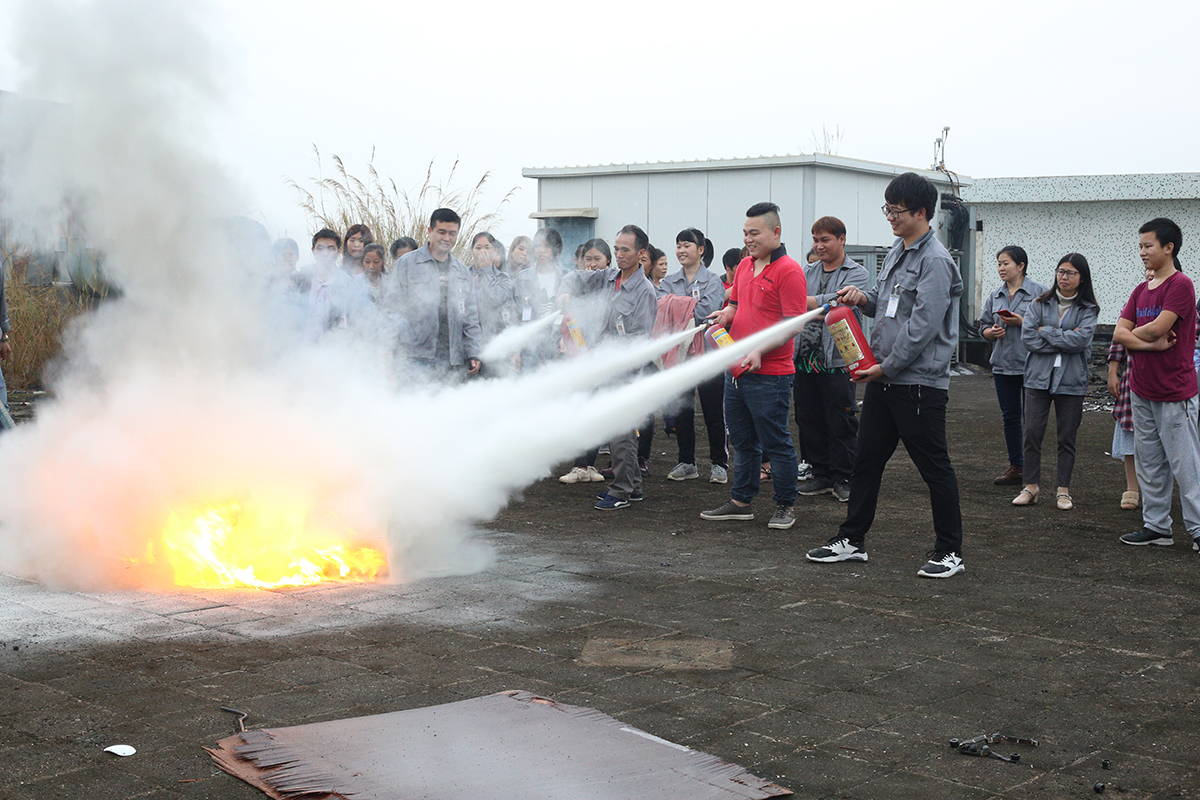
[559,224,658,510]
[806,173,966,578]
[794,216,871,503]
[385,207,482,381]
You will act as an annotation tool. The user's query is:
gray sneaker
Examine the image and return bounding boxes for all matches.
[709,464,728,484]
[832,481,850,503]
[700,500,754,521]
[667,462,700,481]
[798,476,834,496]
[768,506,795,530]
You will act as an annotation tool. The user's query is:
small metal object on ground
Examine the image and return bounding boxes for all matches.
[220,706,248,733]
[949,731,1037,764]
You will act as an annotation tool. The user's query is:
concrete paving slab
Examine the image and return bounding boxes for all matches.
[3,375,1200,797]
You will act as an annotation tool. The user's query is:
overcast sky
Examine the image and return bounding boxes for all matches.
[2,0,1198,251]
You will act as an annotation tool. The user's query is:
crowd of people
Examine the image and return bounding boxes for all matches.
[271,171,1199,581]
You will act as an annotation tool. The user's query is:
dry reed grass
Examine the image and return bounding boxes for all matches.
[287,148,516,259]
[3,251,92,391]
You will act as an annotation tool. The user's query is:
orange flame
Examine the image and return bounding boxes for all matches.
[145,502,387,589]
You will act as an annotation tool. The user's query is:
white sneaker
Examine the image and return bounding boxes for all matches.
[559,467,590,484]
[585,466,606,482]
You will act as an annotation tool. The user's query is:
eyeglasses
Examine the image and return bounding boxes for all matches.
[881,205,913,220]
[1056,269,1080,278]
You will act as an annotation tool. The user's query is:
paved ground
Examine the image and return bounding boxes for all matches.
[2,373,1198,799]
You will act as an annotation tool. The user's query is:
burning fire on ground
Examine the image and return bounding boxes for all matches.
[128,502,388,589]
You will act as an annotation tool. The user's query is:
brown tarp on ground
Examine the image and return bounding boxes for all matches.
[206,690,792,799]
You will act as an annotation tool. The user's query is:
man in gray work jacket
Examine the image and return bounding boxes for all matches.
[385,207,482,381]
[806,173,966,579]
[794,215,871,503]
[559,224,658,510]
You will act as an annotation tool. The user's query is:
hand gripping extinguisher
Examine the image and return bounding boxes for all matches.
[703,318,752,378]
[823,303,878,376]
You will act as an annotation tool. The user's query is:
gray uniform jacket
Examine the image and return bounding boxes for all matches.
[978,277,1048,375]
[804,256,871,369]
[384,245,482,365]
[1021,296,1098,395]
[661,267,726,325]
[861,230,963,390]
[471,266,518,344]
[561,267,657,342]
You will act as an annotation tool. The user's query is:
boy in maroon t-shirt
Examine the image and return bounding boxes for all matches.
[1114,218,1200,549]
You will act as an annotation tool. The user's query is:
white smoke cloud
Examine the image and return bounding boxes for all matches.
[0,0,812,593]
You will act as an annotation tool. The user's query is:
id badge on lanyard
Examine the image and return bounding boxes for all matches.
[615,315,626,336]
[885,283,901,318]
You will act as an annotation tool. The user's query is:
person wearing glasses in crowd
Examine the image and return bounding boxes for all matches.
[1011,254,1099,512]
[805,172,966,579]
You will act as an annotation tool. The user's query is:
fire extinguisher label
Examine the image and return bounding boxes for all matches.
[828,319,864,368]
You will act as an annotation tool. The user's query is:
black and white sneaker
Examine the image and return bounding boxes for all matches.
[917,551,964,578]
[1119,527,1174,546]
[806,537,867,563]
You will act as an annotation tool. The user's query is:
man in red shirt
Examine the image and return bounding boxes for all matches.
[701,202,807,529]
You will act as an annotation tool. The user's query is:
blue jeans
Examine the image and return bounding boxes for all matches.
[725,372,798,506]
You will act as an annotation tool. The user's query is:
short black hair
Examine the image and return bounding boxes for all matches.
[722,247,742,269]
[617,224,649,254]
[429,207,461,228]
[1139,217,1183,267]
[390,236,419,258]
[745,202,781,229]
[311,228,341,249]
[884,172,938,221]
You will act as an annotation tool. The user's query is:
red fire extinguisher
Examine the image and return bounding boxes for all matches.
[559,313,587,355]
[823,303,878,375]
[704,320,752,378]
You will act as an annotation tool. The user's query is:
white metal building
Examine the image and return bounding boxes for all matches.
[963,174,1200,325]
[522,154,969,269]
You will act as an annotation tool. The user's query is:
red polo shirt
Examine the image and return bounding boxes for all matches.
[728,246,808,375]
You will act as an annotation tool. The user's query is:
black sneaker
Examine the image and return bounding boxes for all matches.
[596,490,643,502]
[917,551,964,578]
[831,481,851,503]
[700,500,754,521]
[806,537,867,562]
[798,476,834,496]
[1120,527,1174,546]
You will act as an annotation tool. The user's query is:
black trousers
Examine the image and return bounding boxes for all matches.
[838,382,963,556]
[793,369,858,483]
[674,372,728,467]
